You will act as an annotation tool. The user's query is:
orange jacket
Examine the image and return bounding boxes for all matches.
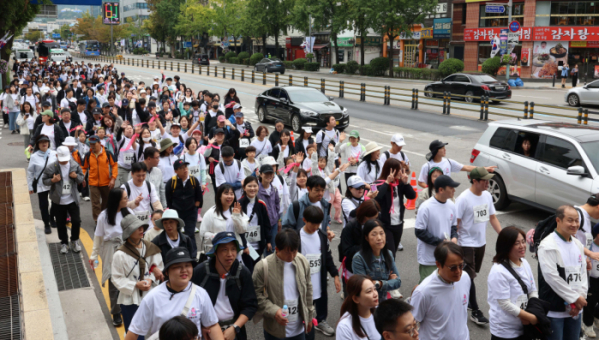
[82,146,118,187]
[71,150,82,166]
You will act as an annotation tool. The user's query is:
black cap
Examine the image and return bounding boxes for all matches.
[164,247,194,272]
[101,102,110,108]
[426,140,448,161]
[88,135,99,144]
[434,175,460,190]
[173,159,190,170]
[92,108,103,115]
[259,164,274,174]
[214,128,225,135]
[41,101,51,107]
[147,102,157,108]
[121,99,129,107]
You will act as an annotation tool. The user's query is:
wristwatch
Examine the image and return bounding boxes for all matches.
[233,325,241,334]
[374,281,381,290]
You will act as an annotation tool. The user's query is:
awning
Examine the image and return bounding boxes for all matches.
[313,44,328,50]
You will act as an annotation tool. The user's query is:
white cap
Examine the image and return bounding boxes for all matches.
[347,175,366,188]
[302,126,313,134]
[56,146,71,162]
[62,136,78,147]
[262,156,277,166]
[391,133,406,146]
[139,89,147,94]
[153,81,159,86]
[153,75,160,80]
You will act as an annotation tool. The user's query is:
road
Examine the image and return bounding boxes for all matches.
[7,56,561,340]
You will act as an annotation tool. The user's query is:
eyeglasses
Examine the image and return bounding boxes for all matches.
[447,262,467,272]
[406,321,420,338]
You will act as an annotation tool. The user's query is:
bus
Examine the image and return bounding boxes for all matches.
[78,40,100,56]
[37,40,60,63]
[60,41,68,50]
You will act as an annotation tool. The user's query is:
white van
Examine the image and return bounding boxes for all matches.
[48,49,67,63]
[13,49,33,62]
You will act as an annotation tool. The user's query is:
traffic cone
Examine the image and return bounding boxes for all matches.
[405,171,418,210]
[290,131,295,147]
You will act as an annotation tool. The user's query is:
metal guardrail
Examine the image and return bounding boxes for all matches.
[79,54,589,124]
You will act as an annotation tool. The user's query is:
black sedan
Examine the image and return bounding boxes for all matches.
[254,57,285,74]
[424,73,511,103]
[193,53,210,65]
[255,86,349,133]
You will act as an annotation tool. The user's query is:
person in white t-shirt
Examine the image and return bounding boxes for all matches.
[538,205,588,340]
[125,247,224,340]
[60,88,77,109]
[455,167,502,325]
[573,196,599,273]
[488,226,539,340]
[417,140,496,188]
[315,116,340,158]
[411,241,471,340]
[373,298,419,340]
[336,275,380,340]
[414,175,459,283]
[379,133,410,167]
[121,162,163,223]
[583,224,599,338]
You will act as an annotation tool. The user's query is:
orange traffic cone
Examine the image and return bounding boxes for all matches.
[290,131,295,147]
[405,171,418,210]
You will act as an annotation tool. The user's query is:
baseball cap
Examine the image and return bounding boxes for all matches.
[101,102,110,108]
[214,128,225,135]
[173,159,190,170]
[349,130,360,139]
[88,135,99,144]
[217,115,226,122]
[434,175,460,190]
[391,133,406,146]
[41,101,52,107]
[56,146,71,162]
[347,175,366,189]
[233,104,242,110]
[23,80,29,85]
[426,140,448,161]
[260,164,274,174]
[163,247,194,272]
[206,231,243,257]
[262,156,277,166]
[92,108,103,115]
[235,112,244,118]
[302,126,313,134]
[139,89,146,94]
[40,110,54,117]
[170,122,181,128]
[470,167,494,180]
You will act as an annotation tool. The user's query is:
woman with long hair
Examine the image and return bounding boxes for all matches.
[89,188,134,328]
[488,226,538,340]
[352,219,401,301]
[26,134,57,234]
[294,126,314,156]
[224,88,240,118]
[357,143,384,191]
[4,84,21,134]
[30,110,64,150]
[16,101,37,148]
[200,184,248,260]
[375,159,415,255]
[181,137,207,224]
[136,127,157,162]
[336,275,380,340]
[238,176,271,272]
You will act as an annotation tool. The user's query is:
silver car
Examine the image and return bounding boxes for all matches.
[471,120,599,211]
[565,80,599,106]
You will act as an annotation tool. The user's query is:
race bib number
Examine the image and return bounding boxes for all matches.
[239,138,250,148]
[124,153,134,166]
[473,204,490,224]
[592,261,599,278]
[585,233,593,249]
[513,294,528,310]
[284,299,299,323]
[565,266,583,289]
[306,254,321,275]
[135,211,150,222]
[62,182,71,195]
[245,225,261,243]
[188,165,200,178]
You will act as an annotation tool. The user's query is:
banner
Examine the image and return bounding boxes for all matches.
[466,26,599,42]
[531,41,568,79]
[433,18,452,38]
[303,37,315,53]
[499,29,508,55]
[521,48,530,66]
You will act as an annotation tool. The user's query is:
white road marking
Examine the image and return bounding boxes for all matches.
[450,125,479,131]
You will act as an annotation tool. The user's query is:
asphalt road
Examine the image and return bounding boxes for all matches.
[6,57,562,340]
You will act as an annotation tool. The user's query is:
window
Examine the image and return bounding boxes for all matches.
[587,80,599,88]
[539,136,584,169]
[515,132,540,158]
[580,141,599,173]
[479,4,524,27]
[462,4,467,25]
[454,75,470,82]
[269,88,281,98]
[278,90,289,101]
[444,75,457,81]
[490,128,518,152]
[550,2,599,25]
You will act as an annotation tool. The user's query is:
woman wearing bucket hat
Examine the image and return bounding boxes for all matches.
[26,134,58,234]
[151,209,197,267]
[125,247,224,340]
[357,142,384,191]
[112,213,164,337]
[192,231,257,340]
[157,138,179,184]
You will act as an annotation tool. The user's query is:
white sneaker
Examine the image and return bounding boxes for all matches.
[595,317,599,330]
[583,324,596,338]
[315,320,335,336]
[195,227,200,233]
[83,196,90,201]
[71,240,81,253]
[60,244,69,254]
[398,243,404,251]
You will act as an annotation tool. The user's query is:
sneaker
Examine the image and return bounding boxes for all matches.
[398,243,404,251]
[195,227,200,233]
[112,314,123,327]
[44,225,52,234]
[60,244,69,254]
[71,240,81,253]
[583,324,596,338]
[339,291,344,300]
[470,310,489,325]
[82,196,90,201]
[315,320,335,336]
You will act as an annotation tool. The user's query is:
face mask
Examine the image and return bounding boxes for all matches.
[142,137,151,142]
[212,105,219,110]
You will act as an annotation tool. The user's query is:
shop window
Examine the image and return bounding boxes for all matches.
[479,4,524,27]
[462,4,467,25]
[550,2,599,26]
[478,45,522,65]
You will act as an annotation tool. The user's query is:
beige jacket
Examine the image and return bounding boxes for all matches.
[253,252,315,338]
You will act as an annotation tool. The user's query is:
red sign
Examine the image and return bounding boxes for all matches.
[465,26,599,42]
[521,48,530,66]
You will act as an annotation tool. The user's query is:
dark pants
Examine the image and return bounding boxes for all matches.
[266,222,278,256]
[548,316,582,340]
[78,177,89,198]
[179,207,198,256]
[54,202,81,245]
[384,223,403,257]
[210,174,218,194]
[264,330,305,340]
[37,191,52,226]
[463,245,486,311]
[90,185,110,221]
[120,304,144,339]
[108,280,121,315]
[583,276,599,326]
[2,111,7,125]
[573,75,578,87]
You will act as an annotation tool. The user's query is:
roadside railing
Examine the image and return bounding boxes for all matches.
[79,54,589,125]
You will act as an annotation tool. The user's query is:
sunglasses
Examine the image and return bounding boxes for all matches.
[446,262,466,272]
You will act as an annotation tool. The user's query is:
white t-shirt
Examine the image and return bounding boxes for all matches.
[411,271,471,340]
[222,210,242,261]
[284,261,304,337]
[336,312,381,340]
[547,232,585,318]
[181,152,206,181]
[41,124,56,150]
[22,94,38,109]
[214,277,235,321]
[128,282,219,337]
[59,163,75,205]
[60,96,76,109]
[245,198,260,250]
[121,180,159,222]
[488,260,537,339]
[356,159,384,185]
[215,160,246,199]
[341,197,361,228]
[95,209,132,240]
[380,150,410,166]
[300,228,322,300]
[390,185,401,225]
[315,129,339,157]
[161,131,188,145]
[77,111,88,125]
[575,206,593,250]
[250,138,273,157]
[455,189,496,247]
[590,242,599,278]
[415,197,457,265]
[158,154,179,183]
[418,157,464,183]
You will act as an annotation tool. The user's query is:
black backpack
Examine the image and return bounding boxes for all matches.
[532,207,584,254]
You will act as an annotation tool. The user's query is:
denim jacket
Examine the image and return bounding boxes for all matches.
[352,250,401,295]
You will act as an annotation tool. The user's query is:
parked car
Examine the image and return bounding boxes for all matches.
[193,53,210,65]
[471,119,599,212]
[424,73,512,103]
[254,57,285,74]
[565,80,599,106]
[255,86,349,133]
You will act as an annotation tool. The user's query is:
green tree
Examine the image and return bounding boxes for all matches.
[347,0,375,65]
[0,0,48,63]
[146,0,184,57]
[24,31,44,43]
[176,2,213,45]
[210,0,244,54]
[243,0,293,58]
[239,0,270,54]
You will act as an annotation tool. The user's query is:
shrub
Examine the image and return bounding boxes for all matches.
[438,58,464,77]
[218,56,226,63]
[133,47,148,55]
[237,52,250,61]
[359,64,374,76]
[249,53,263,66]
[369,57,390,76]
[332,64,346,73]
[304,62,320,71]
[306,53,314,60]
[175,52,183,59]
[482,56,502,76]
[229,57,239,64]
[283,60,294,69]
[293,58,307,70]
[225,51,237,61]
[345,60,359,74]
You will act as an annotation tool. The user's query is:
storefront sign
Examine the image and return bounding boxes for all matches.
[485,5,505,13]
[521,48,530,66]
[355,37,381,46]
[531,41,568,79]
[421,28,433,39]
[435,3,448,14]
[570,41,599,48]
[335,37,355,47]
[399,31,421,40]
[465,27,531,41]
[425,39,439,47]
[594,65,599,78]
[433,18,452,38]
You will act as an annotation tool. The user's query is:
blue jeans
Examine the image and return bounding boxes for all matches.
[264,330,305,340]
[547,316,582,340]
[120,304,144,340]
[8,111,18,131]
[266,222,278,256]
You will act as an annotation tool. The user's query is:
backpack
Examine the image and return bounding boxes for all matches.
[170,175,197,192]
[291,200,331,224]
[124,181,152,198]
[532,207,584,254]
[198,260,242,291]
[384,150,406,162]
[218,159,242,174]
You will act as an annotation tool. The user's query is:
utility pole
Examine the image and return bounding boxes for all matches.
[506,0,512,81]
[308,14,312,61]
[110,24,113,56]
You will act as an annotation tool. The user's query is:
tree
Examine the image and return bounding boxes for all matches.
[240,0,270,54]
[346,0,375,65]
[0,0,47,64]
[143,13,167,53]
[150,0,185,57]
[372,0,436,76]
[241,0,293,57]
[176,2,213,44]
[210,0,243,54]
[24,31,44,43]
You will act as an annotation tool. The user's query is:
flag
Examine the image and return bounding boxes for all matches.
[490,36,500,58]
